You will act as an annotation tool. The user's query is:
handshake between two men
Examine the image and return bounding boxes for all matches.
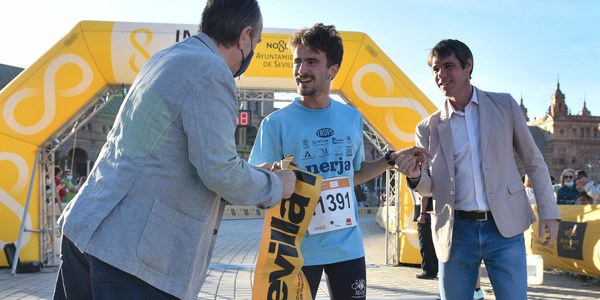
[387,146,431,179]
[259,146,432,200]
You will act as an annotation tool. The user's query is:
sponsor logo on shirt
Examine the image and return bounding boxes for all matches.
[304,157,351,175]
[332,137,345,144]
[312,139,328,146]
[334,146,343,156]
[304,151,313,159]
[316,128,335,138]
[346,146,353,156]
[318,148,329,156]
[302,139,310,149]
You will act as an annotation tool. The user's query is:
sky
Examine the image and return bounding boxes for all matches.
[1,0,598,120]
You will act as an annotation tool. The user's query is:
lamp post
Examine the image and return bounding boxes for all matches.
[87,146,97,175]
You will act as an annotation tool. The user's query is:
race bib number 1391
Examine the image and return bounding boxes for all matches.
[308,177,357,235]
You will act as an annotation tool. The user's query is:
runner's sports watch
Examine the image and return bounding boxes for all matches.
[385,150,395,166]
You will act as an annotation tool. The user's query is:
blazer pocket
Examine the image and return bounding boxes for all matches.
[508,182,525,194]
[137,200,205,277]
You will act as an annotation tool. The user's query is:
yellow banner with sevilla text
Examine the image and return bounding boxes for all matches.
[252,158,323,300]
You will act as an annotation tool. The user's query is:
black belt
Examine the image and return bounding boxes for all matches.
[455,210,493,221]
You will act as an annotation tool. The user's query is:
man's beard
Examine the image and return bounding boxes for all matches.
[298,86,316,96]
[296,74,318,97]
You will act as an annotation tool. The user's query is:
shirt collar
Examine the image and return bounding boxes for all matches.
[445,86,478,117]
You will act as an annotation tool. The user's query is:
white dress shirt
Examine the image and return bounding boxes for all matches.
[447,88,490,211]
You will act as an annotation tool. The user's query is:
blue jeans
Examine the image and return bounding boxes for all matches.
[439,216,527,300]
[53,235,178,300]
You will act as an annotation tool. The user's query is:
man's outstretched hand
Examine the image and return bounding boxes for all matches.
[392,146,431,179]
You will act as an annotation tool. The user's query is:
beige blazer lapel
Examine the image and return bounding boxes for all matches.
[478,89,493,157]
[436,115,454,180]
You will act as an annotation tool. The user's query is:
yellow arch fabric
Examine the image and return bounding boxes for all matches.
[0,21,435,265]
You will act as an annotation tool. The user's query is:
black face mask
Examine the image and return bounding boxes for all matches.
[233,49,253,78]
[233,35,254,78]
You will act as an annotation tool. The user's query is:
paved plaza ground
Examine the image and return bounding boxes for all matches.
[2,215,600,299]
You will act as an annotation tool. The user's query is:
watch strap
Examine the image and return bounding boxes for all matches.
[385,150,395,166]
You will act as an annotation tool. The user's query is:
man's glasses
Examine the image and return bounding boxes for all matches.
[564,175,574,179]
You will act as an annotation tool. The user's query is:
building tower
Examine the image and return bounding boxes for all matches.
[549,81,568,117]
[519,94,529,122]
[579,99,591,116]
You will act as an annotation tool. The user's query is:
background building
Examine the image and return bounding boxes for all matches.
[524,82,600,181]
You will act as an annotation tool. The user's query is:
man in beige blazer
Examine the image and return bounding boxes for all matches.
[396,39,560,300]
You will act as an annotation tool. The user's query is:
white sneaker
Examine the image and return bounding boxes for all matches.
[473,289,484,300]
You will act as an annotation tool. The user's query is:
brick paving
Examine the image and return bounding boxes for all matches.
[2,215,600,299]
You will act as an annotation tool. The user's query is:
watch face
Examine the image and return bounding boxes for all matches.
[386,151,395,166]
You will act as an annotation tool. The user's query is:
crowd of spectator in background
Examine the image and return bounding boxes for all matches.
[525,168,600,206]
[45,166,86,205]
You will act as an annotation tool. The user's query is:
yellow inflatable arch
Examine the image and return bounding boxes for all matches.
[0,21,436,266]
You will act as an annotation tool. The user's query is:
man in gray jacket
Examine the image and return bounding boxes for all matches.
[53,1,296,299]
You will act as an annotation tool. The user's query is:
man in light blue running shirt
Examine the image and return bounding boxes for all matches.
[249,23,425,299]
